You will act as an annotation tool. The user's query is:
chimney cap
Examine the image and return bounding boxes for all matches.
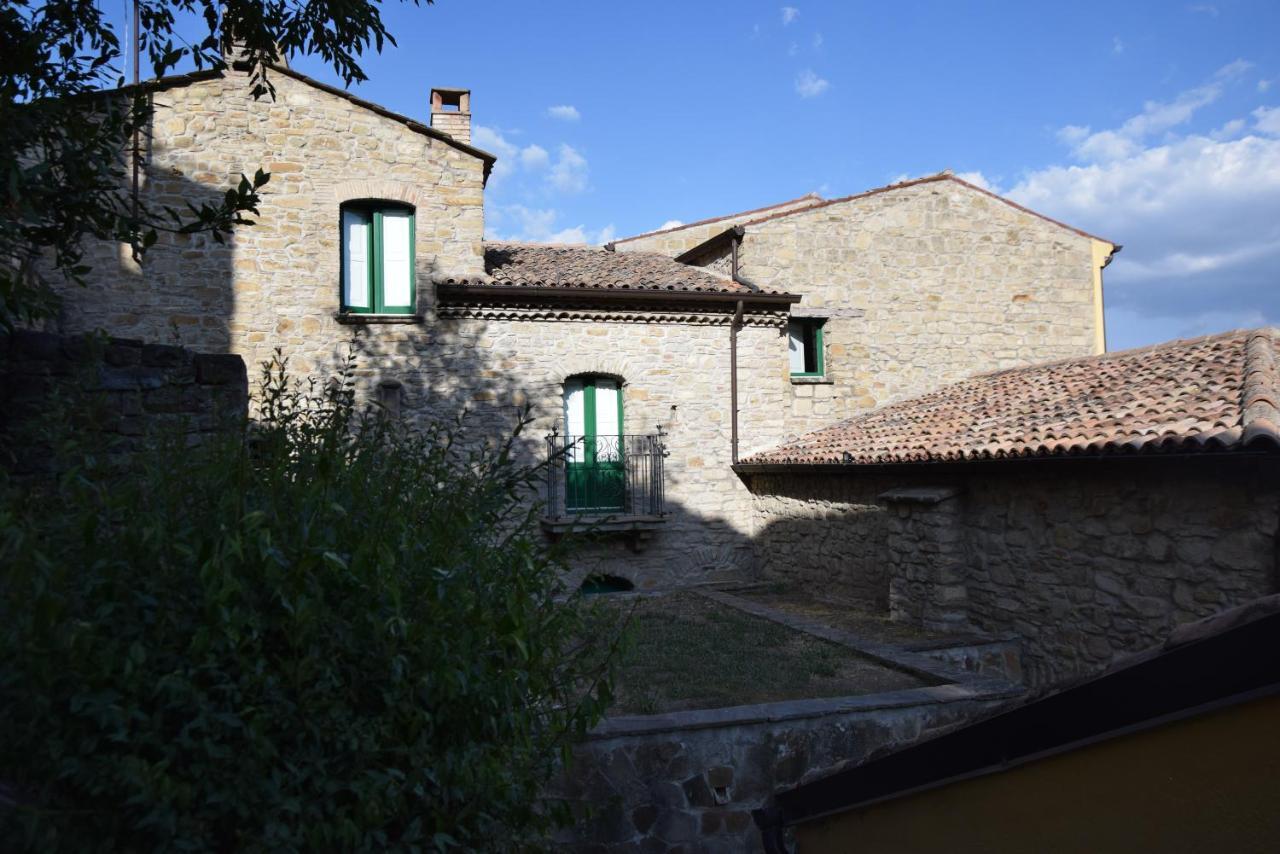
[431,88,471,113]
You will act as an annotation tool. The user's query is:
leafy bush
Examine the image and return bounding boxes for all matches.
[0,352,615,851]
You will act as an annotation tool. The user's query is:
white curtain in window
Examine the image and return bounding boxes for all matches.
[594,379,621,461]
[563,379,585,463]
[381,210,413,307]
[342,210,370,308]
[788,322,806,373]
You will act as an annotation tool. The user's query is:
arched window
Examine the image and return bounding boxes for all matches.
[340,200,415,314]
[563,375,624,512]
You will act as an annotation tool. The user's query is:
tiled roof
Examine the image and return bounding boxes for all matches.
[438,242,794,296]
[742,329,1280,467]
[611,193,823,245]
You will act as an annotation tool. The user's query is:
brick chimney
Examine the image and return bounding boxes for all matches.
[430,88,471,145]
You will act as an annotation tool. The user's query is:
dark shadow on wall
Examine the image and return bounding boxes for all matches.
[53,94,238,357]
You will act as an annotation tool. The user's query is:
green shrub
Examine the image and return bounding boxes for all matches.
[0,351,615,852]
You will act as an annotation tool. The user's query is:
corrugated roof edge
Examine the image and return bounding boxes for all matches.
[611,193,824,245]
[106,64,498,184]
[679,173,1119,262]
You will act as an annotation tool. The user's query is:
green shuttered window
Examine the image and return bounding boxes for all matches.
[341,202,416,314]
[788,318,825,377]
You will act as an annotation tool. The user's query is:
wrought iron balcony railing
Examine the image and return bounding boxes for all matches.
[544,429,667,520]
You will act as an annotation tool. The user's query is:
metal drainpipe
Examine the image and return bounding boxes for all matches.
[730,227,746,464]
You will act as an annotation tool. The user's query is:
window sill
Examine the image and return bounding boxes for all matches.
[334,312,424,325]
[791,375,833,385]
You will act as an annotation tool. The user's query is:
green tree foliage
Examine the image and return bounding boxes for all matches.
[0,0,429,326]
[0,352,616,851]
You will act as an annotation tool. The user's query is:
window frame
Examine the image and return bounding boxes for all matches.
[788,318,826,378]
[340,201,416,315]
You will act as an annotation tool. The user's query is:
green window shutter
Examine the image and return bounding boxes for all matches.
[789,319,826,377]
[341,203,416,315]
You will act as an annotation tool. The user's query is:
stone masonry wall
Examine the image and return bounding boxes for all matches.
[747,459,1280,686]
[1,329,247,472]
[553,692,1013,854]
[745,473,896,608]
[57,67,486,359]
[734,179,1105,440]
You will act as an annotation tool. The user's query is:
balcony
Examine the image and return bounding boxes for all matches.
[542,430,668,548]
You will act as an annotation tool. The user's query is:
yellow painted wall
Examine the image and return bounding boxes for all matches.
[797,694,1280,853]
[1091,239,1115,353]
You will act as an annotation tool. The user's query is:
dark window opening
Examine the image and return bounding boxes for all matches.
[580,574,635,595]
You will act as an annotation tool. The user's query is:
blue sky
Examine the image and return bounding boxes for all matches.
[168,1,1279,350]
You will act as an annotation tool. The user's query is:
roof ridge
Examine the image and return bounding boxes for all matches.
[103,64,498,179]
[485,240,604,250]
[611,193,824,244]
[1241,328,1280,446]
[731,173,1116,246]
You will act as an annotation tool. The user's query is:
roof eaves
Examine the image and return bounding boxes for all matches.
[105,64,497,184]
[730,173,1117,246]
[612,193,823,245]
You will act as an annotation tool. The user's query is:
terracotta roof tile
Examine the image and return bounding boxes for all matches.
[439,242,792,296]
[743,328,1280,467]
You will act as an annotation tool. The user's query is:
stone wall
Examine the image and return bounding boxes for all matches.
[57,67,486,358]
[732,178,1108,438]
[554,687,1015,853]
[746,458,1280,685]
[744,473,896,608]
[1,330,247,471]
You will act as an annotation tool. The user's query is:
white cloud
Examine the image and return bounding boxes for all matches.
[954,171,995,191]
[781,6,799,25]
[1112,36,1125,55]
[548,144,589,193]
[472,125,519,185]
[547,105,581,122]
[1187,3,1219,16]
[795,69,829,98]
[659,219,685,230]
[519,144,549,170]
[813,32,824,50]
[1057,60,1251,162]
[1254,105,1280,136]
[999,63,1280,349]
[1260,79,1273,93]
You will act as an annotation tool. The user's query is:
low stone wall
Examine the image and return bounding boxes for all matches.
[554,685,1017,854]
[1,330,248,470]
[746,458,1280,686]
[554,589,1021,853]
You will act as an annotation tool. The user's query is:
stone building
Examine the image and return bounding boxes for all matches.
[52,64,1114,588]
[616,174,1118,435]
[737,328,1280,685]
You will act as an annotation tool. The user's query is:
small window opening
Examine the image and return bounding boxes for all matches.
[788,318,826,377]
[377,380,402,419]
[580,574,634,595]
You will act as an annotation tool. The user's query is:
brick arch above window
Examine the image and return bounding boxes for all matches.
[327,180,426,209]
